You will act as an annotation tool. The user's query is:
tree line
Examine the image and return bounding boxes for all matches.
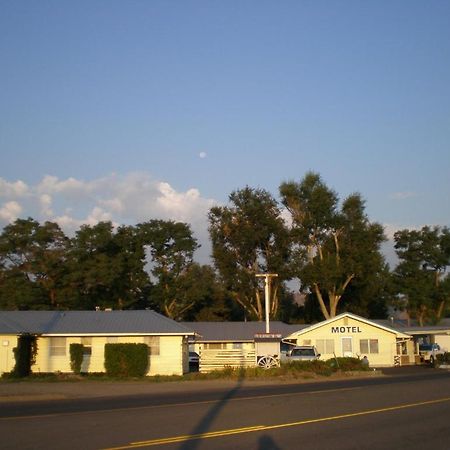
[1,172,449,325]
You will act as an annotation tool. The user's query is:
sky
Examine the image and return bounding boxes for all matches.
[1,1,450,267]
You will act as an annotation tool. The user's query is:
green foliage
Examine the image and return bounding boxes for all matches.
[208,186,291,320]
[0,218,70,309]
[66,222,151,310]
[138,220,200,319]
[326,357,369,371]
[70,343,84,374]
[104,343,149,377]
[436,352,450,365]
[280,173,387,320]
[283,360,334,376]
[393,226,450,325]
[12,335,37,377]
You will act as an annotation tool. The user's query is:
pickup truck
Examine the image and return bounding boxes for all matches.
[283,345,321,362]
[419,343,445,365]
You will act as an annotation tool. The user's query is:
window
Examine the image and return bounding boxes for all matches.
[81,337,92,355]
[144,336,160,356]
[233,343,243,350]
[50,337,66,356]
[316,339,335,355]
[204,343,225,350]
[360,339,379,354]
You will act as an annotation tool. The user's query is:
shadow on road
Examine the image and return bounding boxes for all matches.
[178,371,244,450]
[178,369,282,450]
[258,435,282,450]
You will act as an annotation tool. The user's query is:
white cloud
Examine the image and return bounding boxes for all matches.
[0,201,22,222]
[40,194,53,217]
[0,179,29,197]
[199,152,207,159]
[0,173,218,263]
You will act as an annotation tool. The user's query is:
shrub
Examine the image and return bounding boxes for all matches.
[283,360,334,376]
[70,344,84,374]
[12,334,37,378]
[436,352,450,365]
[326,357,369,371]
[104,343,149,377]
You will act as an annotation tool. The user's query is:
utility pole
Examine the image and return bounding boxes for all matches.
[256,273,278,333]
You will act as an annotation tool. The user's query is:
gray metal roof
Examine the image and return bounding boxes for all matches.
[181,321,307,341]
[374,319,450,334]
[0,310,195,335]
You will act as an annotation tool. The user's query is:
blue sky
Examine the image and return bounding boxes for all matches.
[1,1,450,265]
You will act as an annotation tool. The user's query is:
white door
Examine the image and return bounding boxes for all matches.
[342,337,353,357]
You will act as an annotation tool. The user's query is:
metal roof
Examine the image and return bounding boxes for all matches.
[374,319,450,334]
[181,321,307,341]
[283,313,412,340]
[0,310,195,336]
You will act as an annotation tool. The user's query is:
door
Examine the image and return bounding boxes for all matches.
[342,337,353,357]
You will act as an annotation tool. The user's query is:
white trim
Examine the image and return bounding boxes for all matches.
[283,312,411,340]
[42,333,194,337]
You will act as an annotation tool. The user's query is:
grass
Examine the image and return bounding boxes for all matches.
[1,357,372,383]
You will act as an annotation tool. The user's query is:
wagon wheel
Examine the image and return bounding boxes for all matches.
[257,355,278,369]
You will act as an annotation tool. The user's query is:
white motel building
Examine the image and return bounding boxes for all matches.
[282,313,416,367]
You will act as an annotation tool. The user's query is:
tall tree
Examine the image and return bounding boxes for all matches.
[393,226,450,325]
[208,187,291,320]
[280,173,386,320]
[0,218,70,309]
[138,220,199,319]
[67,222,150,310]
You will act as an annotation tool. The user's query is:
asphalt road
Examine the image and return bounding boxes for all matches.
[0,367,449,450]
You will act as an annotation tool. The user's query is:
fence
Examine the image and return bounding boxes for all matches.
[199,348,256,373]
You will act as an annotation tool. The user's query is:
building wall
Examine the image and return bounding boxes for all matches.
[291,316,403,367]
[0,335,18,374]
[434,335,450,351]
[33,335,187,376]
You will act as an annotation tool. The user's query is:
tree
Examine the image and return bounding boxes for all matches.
[393,226,450,325]
[0,218,70,309]
[280,172,386,320]
[208,187,291,320]
[138,220,200,319]
[66,222,151,310]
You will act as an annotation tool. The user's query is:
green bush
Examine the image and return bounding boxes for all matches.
[104,343,149,377]
[70,344,84,374]
[436,352,450,365]
[12,335,37,378]
[326,357,369,371]
[284,360,334,376]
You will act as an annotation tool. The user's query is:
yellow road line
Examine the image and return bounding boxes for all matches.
[0,386,360,421]
[102,396,450,450]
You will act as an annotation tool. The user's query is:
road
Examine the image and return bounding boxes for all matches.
[0,367,449,450]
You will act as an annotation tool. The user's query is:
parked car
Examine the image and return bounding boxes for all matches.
[419,343,445,365]
[283,345,321,362]
[189,352,200,371]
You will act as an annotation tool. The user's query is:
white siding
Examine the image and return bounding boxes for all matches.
[0,335,18,374]
[33,335,188,376]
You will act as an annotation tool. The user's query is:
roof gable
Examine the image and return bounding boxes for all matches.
[284,313,410,340]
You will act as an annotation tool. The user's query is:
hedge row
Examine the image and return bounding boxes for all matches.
[104,343,149,377]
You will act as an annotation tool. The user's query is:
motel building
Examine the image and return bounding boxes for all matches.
[283,313,414,367]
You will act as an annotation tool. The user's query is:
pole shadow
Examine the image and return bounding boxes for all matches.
[257,435,283,450]
[178,370,246,450]
[178,368,282,450]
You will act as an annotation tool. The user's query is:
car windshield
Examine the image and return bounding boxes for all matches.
[292,348,315,356]
[419,345,433,351]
